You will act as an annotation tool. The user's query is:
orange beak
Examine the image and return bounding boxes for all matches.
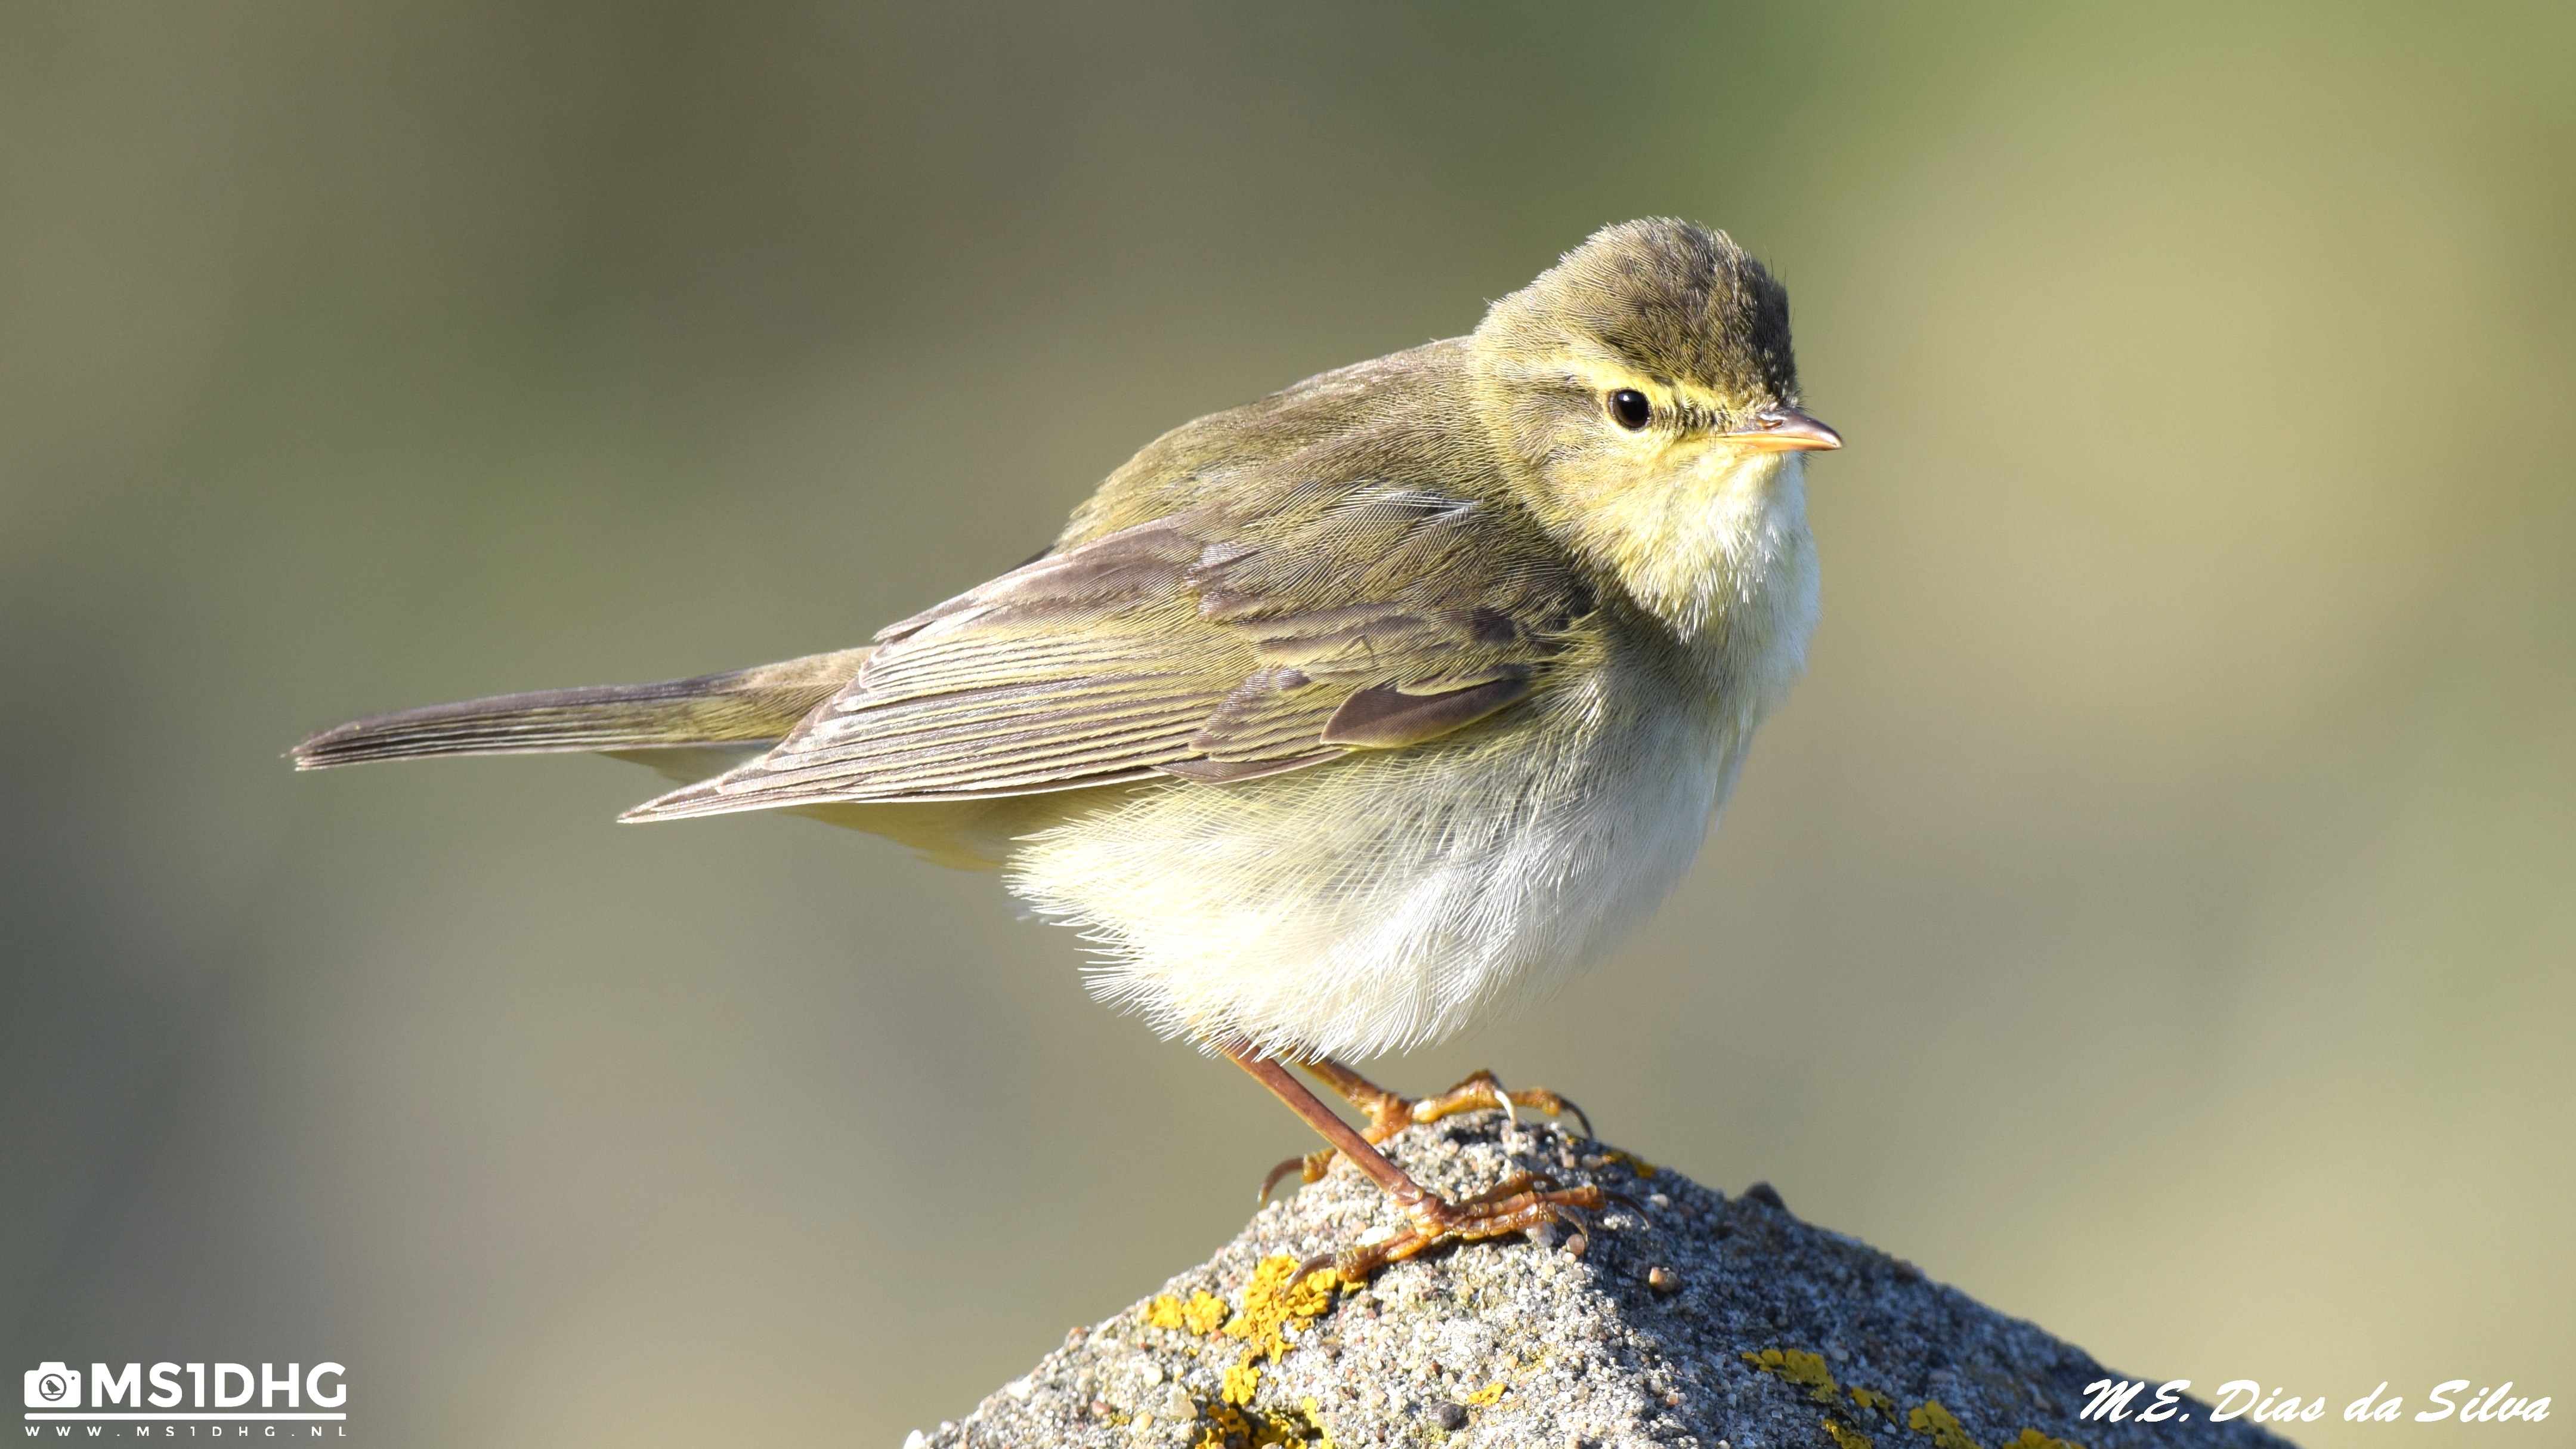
[1725,404,1843,452]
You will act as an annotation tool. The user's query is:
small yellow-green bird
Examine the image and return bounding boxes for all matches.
[295,218,1839,1279]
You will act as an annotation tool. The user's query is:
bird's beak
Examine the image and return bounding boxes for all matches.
[1726,404,1843,452]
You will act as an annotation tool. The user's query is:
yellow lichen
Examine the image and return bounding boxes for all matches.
[1742,1347,1841,1404]
[1736,1354,1960,1449]
[1299,1397,1337,1449]
[1192,1402,1245,1448]
[1164,1255,1346,1445]
[1907,1400,1983,1449]
[1461,1382,1506,1407]
[2003,1429,2083,1449]
[1588,1147,1658,1178]
[1148,1290,1233,1335]
[1221,1360,1262,1406]
[1221,1255,1341,1364]
[1190,1397,1323,1449]
[1249,1414,1311,1448]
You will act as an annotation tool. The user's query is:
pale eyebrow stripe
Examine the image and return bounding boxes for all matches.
[1552,357,1740,430]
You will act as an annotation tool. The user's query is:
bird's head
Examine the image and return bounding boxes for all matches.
[1470,218,1838,638]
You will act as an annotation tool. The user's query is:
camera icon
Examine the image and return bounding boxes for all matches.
[24,1363,81,1409]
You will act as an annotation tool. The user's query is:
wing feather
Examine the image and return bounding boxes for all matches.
[624,474,1592,823]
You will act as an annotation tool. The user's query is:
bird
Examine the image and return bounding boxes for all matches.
[293,217,1840,1281]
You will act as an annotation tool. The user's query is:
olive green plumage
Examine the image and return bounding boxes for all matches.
[295,218,1838,1058]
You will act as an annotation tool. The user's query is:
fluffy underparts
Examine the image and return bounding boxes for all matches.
[1009,657,1746,1062]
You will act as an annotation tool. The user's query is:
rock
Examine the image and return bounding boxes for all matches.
[906,1115,2290,1449]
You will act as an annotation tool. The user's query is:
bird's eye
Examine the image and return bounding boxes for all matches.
[1607,389,1652,430]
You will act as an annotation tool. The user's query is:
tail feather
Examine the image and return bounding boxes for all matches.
[290,648,870,770]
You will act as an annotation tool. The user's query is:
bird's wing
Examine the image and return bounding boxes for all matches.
[623,481,1591,820]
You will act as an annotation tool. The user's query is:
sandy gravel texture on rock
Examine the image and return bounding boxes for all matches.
[904,1114,2293,1449]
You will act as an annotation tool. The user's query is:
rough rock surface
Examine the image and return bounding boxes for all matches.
[905,1113,2289,1449]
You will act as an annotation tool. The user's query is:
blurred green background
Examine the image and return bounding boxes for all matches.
[4,4,2569,1445]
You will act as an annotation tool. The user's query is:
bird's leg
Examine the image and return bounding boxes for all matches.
[1253,1058,1411,1199]
[1227,1045,1605,1283]
[1294,1056,1418,1141]
[1258,1056,1594,1200]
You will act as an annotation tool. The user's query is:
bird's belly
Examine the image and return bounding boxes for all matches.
[1004,675,1746,1061]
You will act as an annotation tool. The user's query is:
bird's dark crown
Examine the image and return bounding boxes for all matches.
[1481,218,1800,410]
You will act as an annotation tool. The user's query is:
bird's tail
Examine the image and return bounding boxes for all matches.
[289,648,869,770]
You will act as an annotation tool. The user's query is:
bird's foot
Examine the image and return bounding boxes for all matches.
[1260,1148,1341,1203]
[1258,1059,1592,1201]
[1295,1172,1607,1284]
[1227,1047,1624,1286]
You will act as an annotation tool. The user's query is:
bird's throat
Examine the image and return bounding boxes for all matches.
[1587,450,1819,662]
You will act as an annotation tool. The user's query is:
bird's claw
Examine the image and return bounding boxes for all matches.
[1260,1148,1339,1203]
[1306,1173,1609,1284]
